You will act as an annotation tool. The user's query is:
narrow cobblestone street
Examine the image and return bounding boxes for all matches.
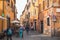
[3,31,60,40]
[0,0,60,40]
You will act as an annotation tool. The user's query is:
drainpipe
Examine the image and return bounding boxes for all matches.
[14,5,16,20]
[2,0,4,32]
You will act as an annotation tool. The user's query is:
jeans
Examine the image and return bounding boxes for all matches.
[7,35,12,40]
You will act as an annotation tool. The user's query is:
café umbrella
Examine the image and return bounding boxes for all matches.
[0,16,6,20]
[11,20,20,23]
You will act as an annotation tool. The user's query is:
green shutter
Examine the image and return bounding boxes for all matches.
[2,12,4,17]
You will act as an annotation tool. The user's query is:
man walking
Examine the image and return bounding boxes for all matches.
[6,27,12,40]
[25,26,29,34]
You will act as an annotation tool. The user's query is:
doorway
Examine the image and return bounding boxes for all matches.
[40,21,44,33]
[34,22,36,31]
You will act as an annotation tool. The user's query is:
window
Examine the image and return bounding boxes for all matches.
[11,1,13,8]
[6,0,10,6]
[7,3,9,6]
[28,12,30,18]
[34,9,36,15]
[11,1,15,12]
[6,0,10,2]
[34,0,36,2]
[27,5,28,10]
[26,15,28,19]
[27,0,29,2]
[14,0,16,3]
[53,0,59,6]
[27,3,30,10]
[43,1,45,10]
[39,4,41,12]
[28,2,30,10]
[47,17,50,26]
[29,3,30,8]
[31,22,33,26]
[56,8,60,12]
[47,0,49,7]
[33,0,36,3]
[49,0,53,7]
[32,0,35,6]
[59,0,60,5]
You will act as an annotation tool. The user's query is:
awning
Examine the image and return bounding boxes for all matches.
[11,20,20,23]
[0,16,7,20]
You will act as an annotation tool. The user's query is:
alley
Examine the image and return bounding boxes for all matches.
[4,31,60,40]
[0,0,60,40]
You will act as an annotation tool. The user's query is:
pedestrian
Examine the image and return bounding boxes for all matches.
[6,27,12,40]
[25,26,29,34]
[19,25,24,39]
[31,26,34,31]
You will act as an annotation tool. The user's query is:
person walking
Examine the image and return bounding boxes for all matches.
[6,27,12,40]
[31,26,34,31]
[25,26,29,34]
[19,25,24,40]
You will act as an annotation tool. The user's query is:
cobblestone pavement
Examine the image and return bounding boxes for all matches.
[4,31,60,40]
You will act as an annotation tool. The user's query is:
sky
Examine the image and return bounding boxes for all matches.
[16,0,27,20]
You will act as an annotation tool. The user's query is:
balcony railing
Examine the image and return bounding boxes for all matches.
[53,3,60,7]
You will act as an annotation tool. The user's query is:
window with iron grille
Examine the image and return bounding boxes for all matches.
[47,17,50,26]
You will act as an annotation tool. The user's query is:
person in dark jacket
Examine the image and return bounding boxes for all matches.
[25,26,29,34]
[6,28,12,40]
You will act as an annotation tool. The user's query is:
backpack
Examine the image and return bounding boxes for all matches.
[7,29,12,35]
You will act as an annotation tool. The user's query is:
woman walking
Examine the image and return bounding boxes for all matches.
[19,25,24,40]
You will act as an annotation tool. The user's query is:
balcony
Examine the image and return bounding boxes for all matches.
[53,3,60,7]
[56,8,60,12]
